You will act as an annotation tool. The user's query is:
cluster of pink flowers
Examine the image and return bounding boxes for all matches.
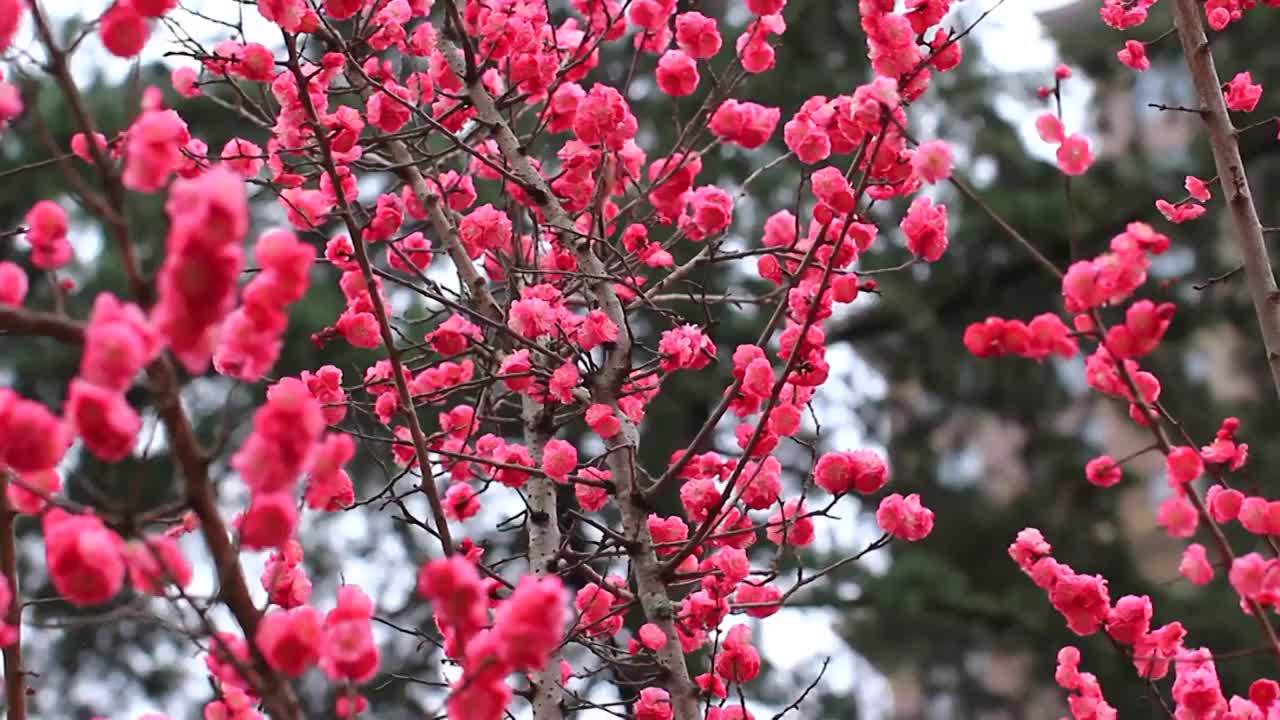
[911,139,954,184]
[1060,222,1168,313]
[243,584,378,714]
[1225,71,1264,112]
[43,509,128,606]
[0,260,27,306]
[312,586,380,680]
[900,196,949,262]
[458,203,511,257]
[0,390,68,478]
[1115,39,1149,72]
[1012,530,1187,682]
[0,3,22,128]
[1055,647,1117,719]
[418,555,566,720]
[124,533,193,596]
[202,633,262,718]
[261,540,312,608]
[1099,0,1156,29]
[304,432,356,511]
[982,40,1280,693]
[1034,111,1094,177]
[213,229,312,381]
[647,151,701,222]
[1157,174,1215,224]
[230,378,331,549]
[153,168,249,371]
[574,84,639,152]
[963,313,1077,361]
[673,541,785,653]
[710,100,781,149]
[721,343,811,456]
[682,185,735,241]
[875,493,935,542]
[6,166,254,486]
[23,201,71,270]
[123,106,192,192]
[814,448,888,495]
[508,284,582,342]
[574,580,627,638]
[656,48,699,96]
[99,0,178,58]
[713,624,761,684]
[67,294,161,460]
[40,506,190,610]
[659,325,716,372]
[328,264,388,350]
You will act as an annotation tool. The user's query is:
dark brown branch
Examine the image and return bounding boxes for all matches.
[0,305,84,345]
[0,473,25,720]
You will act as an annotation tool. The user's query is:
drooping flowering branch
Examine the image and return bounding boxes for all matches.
[950,1,1280,715]
[1168,0,1280,404]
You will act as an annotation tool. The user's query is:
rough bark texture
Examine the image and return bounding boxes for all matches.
[347,43,569,718]
[448,41,702,720]
[380,137,504,323]
[523,398,565,720]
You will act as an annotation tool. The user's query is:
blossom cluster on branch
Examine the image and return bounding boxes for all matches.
[3,0,1279,718]
[964,1,1280,718]
[0,0,965,717]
